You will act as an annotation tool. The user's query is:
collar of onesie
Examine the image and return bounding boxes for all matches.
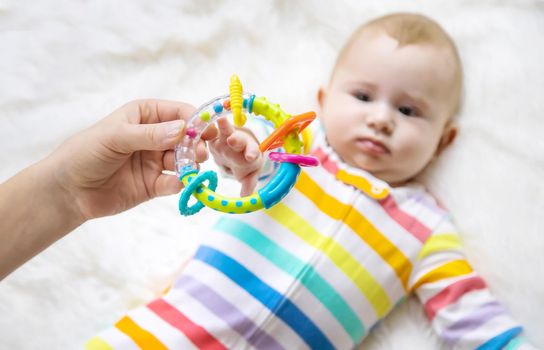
[310,136,391,200]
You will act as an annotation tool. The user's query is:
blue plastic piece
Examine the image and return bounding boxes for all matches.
[248,94,256,114]
[258,162,301,208]
[179,170,218,216]
[180,166,197,178]
[213,102,223,114]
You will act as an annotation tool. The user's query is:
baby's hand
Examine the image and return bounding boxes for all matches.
[209,118,263,196]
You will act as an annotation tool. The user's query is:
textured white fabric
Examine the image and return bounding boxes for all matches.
[0,1,542,349]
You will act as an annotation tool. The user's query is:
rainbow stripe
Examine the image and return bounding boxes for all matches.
[194,245,336,350]
[90,142,525,349]
[294,171,413,292]
[175,274,284,349]
[146,299,226,349]
[213,217,365,343]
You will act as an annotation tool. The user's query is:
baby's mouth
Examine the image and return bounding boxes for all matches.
[355,137,390,155]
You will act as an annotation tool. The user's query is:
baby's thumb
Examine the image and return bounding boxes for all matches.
[116,120,185,153]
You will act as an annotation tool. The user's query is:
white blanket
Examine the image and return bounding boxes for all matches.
[0,1,542,349]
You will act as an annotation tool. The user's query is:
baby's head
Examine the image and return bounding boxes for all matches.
[318,13,462,186]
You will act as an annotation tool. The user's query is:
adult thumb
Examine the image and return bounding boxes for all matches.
[116,119,185,153]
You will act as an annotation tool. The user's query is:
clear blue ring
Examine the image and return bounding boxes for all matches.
[179,170,218,216]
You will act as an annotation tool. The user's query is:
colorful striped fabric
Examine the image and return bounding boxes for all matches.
[87,141,528,350]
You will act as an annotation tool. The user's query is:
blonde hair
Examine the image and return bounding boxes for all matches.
[334,13,463,118]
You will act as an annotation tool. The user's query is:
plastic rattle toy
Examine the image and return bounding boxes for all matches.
[175,75,319,216]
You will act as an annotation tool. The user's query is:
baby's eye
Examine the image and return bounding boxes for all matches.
[398,106,416,117]
[353,92,371,102]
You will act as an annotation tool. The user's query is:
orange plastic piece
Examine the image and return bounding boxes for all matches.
[223,99,231,110]
[259,111,316,152]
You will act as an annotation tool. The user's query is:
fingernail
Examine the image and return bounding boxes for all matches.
[167,120,185,138]
[247,151,258,161]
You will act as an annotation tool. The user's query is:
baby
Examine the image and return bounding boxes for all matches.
[87,13,534,350]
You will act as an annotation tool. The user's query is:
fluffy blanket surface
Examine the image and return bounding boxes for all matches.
[0,1,543,349]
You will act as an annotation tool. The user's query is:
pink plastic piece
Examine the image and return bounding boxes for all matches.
[186,128,197,139]
[268,152,320,167]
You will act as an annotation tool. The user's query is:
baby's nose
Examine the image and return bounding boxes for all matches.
[367,106,394,134]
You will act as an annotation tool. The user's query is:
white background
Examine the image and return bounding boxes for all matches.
[0,1,543,349]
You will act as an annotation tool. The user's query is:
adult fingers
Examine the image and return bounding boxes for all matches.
[127,99,196,124]
[154,173,184,197]
[113,119,186,153]
[163,150,175,172]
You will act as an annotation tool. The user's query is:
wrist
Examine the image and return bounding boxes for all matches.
[39,154,87,229]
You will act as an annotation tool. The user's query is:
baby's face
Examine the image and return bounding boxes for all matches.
[319,33,457,185]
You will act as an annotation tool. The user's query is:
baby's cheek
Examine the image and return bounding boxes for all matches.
[411,140,438,169]
[396,138,427,162]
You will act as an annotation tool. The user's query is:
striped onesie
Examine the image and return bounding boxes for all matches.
[87,141,531,350]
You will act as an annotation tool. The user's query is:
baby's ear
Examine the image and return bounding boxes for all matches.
[317,86,327,109]
[435,122,457,157]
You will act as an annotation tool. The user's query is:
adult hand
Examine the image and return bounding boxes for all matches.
[51,99,212,220]
[0,99,213,279]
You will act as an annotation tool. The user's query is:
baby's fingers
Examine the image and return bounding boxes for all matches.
[195,139,209,163]
[244,137,260,162]
[227,132,248,153]
[240,172,259,197]
[201,123,218,141]
[216,117,234,139]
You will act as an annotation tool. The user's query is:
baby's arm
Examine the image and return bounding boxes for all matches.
[410,218,536,349]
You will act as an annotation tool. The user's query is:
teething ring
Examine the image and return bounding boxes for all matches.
[178,170,218,216]
[174,75,318,216]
